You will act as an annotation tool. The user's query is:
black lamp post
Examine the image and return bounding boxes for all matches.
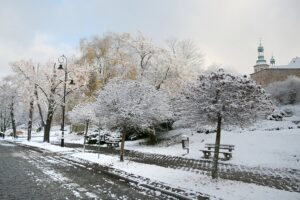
[58,55,74,147]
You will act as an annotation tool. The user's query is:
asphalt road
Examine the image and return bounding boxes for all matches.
[0,140,165,200]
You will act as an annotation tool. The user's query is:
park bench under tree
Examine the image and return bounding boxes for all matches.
[200,143,235,160]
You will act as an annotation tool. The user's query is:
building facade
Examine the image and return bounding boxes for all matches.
[250,42,300,86]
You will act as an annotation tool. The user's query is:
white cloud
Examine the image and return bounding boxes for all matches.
[0,0,299,77]
[0,32,75,76]
[27,32,75,63]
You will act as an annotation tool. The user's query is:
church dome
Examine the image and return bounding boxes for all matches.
[258,44,264,52]
[270,56,275,65]
[256,41,267,65]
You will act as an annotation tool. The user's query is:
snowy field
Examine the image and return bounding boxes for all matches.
[125,128,300,169]
[125,104,300,169]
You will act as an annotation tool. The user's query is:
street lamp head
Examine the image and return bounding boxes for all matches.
[58,64,64,70]
[58,55,66,70]
[69,79,75,85]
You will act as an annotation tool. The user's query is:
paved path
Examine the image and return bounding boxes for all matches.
[54,142,300,193]
[0,140,174,200]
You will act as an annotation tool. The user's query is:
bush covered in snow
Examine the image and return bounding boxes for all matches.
[267,109,294,121]
[195,125,216,134]
[266,76,300,105]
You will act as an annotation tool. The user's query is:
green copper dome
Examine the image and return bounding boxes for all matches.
[256,41,266,64]
[258,46,264,52]
[270,55,275,65]
[258,42,264,52]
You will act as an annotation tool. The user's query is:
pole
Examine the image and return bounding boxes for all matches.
[98,126,101,159]
[60,55,67,147]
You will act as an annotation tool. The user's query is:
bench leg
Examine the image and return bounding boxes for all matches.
[203,152,211,159]
[223,153,232,160]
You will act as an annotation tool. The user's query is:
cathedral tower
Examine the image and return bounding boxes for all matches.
[253,41,269,73]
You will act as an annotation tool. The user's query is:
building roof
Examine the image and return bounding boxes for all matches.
[273,57,300,69]
[250,67,300,76]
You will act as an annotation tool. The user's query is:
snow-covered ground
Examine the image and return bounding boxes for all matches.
[5,125,84,145]
[3,104,300,199]
[71,152,300,200]
[124,128,300,169]
[125,104,300,169]
[4,136,299,200]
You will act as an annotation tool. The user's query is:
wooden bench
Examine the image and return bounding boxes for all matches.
[205,143,235,152]
[200,143,235,160]
[106,140,120,148]
[200,149,232,160]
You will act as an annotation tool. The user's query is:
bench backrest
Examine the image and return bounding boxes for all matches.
[106,139,119,143]
[205,143,235,150]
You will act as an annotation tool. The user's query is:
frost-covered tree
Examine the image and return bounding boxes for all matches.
[266,76,300,105]
[177,69,273,179]
[128,32,156,76]
[0,76,22,138]
[94,79,173,161]
[145,38,204,95]
[10,60,38,141]
[0,94,10,133]
[11,57,88,143]
[79,32,204,98]
[68,102,96,152]
[79,33,135,90]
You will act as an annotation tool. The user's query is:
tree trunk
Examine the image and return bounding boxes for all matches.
[83,120,89,152]
[36,103,45,128]
[43,66,57,143]
[212,113,222,179]
[10,102,16,139]
[43,108,54,143]
[3,109,8,132]
[27,98,34,141]
[34,85,45,128]
[156,67,170,90]
[0,111,3,132]
[120,132,126,162]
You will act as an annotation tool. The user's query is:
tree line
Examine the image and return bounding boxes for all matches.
[0,32,273,178]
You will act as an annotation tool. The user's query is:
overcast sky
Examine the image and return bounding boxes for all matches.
[1,0,299,76]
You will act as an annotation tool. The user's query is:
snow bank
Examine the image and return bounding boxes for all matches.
[19,140,74,152]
